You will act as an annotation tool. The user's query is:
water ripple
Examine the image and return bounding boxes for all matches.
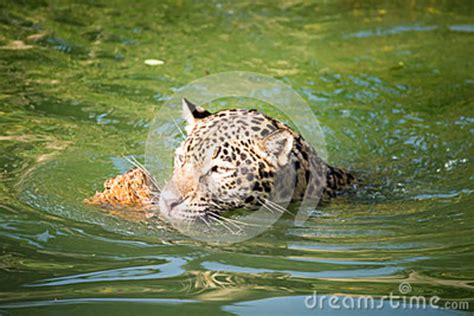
[26,257,187,287]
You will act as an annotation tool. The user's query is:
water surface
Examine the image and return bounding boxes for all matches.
[0,0,473,315]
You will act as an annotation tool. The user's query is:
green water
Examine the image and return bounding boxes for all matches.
[1,0,473,315]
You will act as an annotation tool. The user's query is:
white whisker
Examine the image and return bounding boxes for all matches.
[259,197,292,215]
[210,213,247,230]
[200,215,211,228]
[208,214,239,234]
[262,198,291,214]
[214,213,258,227]
[173,119,186,139]
[259,201,277,214]
[124,155,162,192]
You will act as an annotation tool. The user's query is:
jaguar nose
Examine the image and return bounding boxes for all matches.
[159,190,184,214]
[168,198,183,210]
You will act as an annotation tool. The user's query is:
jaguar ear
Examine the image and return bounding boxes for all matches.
[258,129,294,167]
[182,98,212,134]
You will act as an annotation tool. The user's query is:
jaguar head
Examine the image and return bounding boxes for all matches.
[159,99,295,223]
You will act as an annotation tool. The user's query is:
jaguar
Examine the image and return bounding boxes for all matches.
[87,99,355,224]
[159,99,355,221]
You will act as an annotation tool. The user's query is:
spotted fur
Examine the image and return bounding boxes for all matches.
[159,99,355,223]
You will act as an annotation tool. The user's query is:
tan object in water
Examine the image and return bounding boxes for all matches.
[84,167,158,210]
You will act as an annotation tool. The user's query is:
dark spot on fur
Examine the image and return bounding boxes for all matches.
[262,181,272,193]
[253,182,263,191]
[294,161,301,170]
[212,147,222,159]
[245,196,254,203]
